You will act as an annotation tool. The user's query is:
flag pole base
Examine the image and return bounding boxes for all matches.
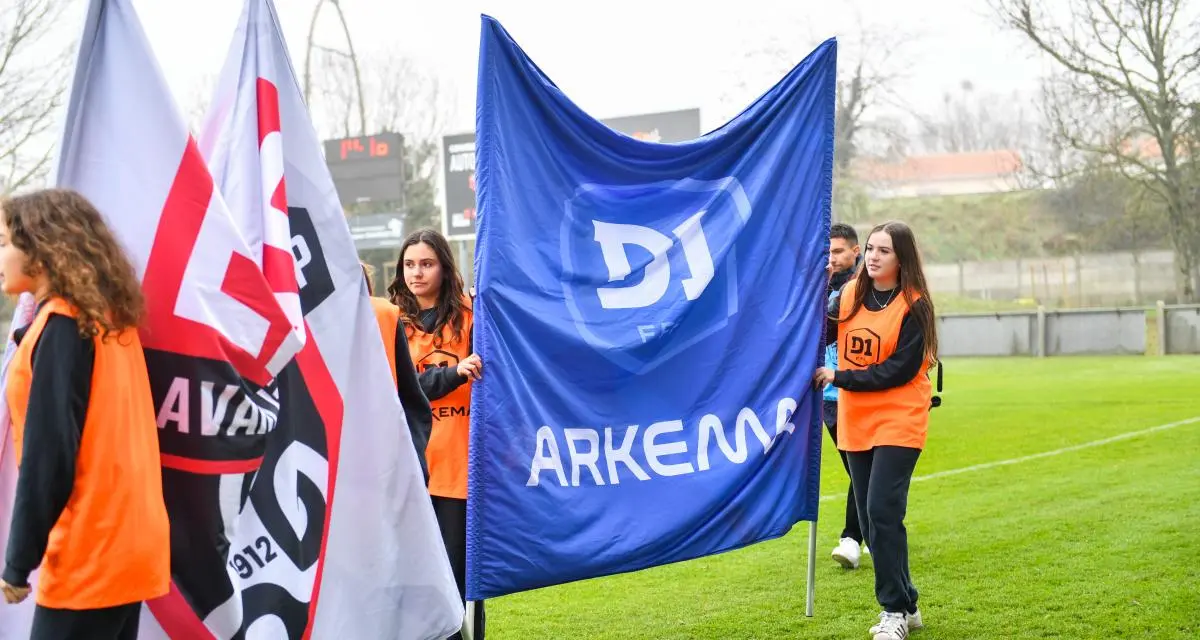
[806,520,817,617]
[463,601,477,640]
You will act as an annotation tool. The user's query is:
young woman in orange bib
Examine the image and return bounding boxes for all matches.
[0,189,170,640]
[387,229,483,640]
[814,220,938,640]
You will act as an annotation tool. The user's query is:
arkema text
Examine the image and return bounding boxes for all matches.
[526,397,802,487]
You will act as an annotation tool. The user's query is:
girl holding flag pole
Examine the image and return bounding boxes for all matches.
[0,188,170,640]
[813,220,938,640]
[388,229,485,640]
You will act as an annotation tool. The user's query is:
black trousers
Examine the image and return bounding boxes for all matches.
[846,446,921,614]
[432,496,485,640]
[822,401,863,543]
[30,601,141,640]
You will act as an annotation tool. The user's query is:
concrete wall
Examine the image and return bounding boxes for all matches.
[940,307,1155,357]
[936,312,1037,357]
[1044,309,1146,356]
[1162,305,1200,354]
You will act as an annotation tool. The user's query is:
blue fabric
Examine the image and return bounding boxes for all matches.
[466,15,836,600]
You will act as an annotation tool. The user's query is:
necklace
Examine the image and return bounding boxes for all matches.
[871,287,898,309]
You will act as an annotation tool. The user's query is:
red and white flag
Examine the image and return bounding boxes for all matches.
[0,0,458,638]
[30,0,308,637]
[198,0,463,638]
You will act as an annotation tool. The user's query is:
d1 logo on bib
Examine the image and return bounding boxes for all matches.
[560,178,751,374]
[844,328,881,367]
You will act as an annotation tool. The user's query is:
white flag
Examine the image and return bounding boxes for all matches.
[0,294,38,640]
[20,0,305,638]
[199,1,463,639]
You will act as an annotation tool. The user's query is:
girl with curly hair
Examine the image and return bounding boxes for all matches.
[388,229,483,640]
[0,188,169,640]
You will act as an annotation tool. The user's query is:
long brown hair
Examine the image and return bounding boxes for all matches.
[2,188,144,339]
[839,220,938,366]
[387,228,468,347]
[360,261,376,296]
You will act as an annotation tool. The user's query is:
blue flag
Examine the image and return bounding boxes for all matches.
[467,15,835,600]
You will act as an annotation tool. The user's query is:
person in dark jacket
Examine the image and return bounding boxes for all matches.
[822,222,868,569]
[362,262,433,482]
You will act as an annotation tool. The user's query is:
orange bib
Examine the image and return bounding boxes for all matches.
[835,280,931,451]
[407,301,473,499]
[370,297,401,389]
[5,298,170,609]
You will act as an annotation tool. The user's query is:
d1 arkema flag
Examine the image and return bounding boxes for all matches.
[199,1,462,638]
[467,16,833,600]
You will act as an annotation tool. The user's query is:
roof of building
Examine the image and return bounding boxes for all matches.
[852,150,1023,183]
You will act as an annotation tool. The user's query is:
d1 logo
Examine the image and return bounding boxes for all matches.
[417,349,461,373]
[844,328,882,367]
[561,178,752,374]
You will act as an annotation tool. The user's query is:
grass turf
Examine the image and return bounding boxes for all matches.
[482,356,1200,639]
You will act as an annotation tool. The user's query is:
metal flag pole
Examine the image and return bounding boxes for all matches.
[806,520,817,617]
[462,602,477,640]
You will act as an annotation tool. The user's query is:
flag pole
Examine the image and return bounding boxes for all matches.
[805,520,817,617]
[463,602,477,640]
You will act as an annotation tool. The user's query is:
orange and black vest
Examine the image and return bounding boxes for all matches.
[836,280,932,452]
[5,298,170,609]
[370,297,401,389]
[407,299,473,500]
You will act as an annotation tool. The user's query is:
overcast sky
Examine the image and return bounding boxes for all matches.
[79,0,1052,138]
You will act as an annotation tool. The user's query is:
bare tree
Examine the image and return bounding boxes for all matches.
[303,0,365,137]
[995,0,1200,300]
[307,50,453,229]
[720,18,916,174]
[183,73,217,136]
[914,81,1035,154]
[833,23,917,172]
[364,53,453,230]
[0,0,69,195]
[309,50,363,139]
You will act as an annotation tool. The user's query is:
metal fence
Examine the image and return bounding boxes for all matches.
[927,250,1180,306]
[940,303,1200,356]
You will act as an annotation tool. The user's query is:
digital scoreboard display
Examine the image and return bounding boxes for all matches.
[323,132,406,207]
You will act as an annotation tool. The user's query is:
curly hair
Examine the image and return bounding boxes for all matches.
[387,228,468,348]
[2,188,144,339]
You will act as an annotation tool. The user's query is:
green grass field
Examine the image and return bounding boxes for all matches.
[484,356,1200,639]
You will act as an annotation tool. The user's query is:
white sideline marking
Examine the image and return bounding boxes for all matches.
[818,415,1200,503]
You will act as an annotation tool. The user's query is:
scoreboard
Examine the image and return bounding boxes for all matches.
[323,132,406,208]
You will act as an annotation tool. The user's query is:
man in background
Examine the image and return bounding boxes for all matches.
[825,222,868,569]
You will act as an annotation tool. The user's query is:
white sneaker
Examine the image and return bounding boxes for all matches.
[870,611,909,640]
[871,609,922,634]
[831,537,861,569]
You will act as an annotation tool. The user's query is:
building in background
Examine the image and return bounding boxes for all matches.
[852,149,1024,199]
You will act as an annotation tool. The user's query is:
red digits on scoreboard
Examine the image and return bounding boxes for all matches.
[370,137,388,157]
[339,138,365,160]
